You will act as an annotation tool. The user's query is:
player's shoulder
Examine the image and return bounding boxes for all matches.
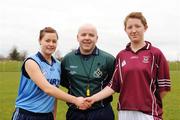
[115,49,127,58]
[150,45,163,56]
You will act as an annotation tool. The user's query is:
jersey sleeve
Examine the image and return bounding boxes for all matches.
[108,57,121,93]
[60,58,69,88]
[156,51,171,92]
[105,56,115,86]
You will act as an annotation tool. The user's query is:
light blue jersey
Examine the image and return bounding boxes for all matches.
[15,52,61,113]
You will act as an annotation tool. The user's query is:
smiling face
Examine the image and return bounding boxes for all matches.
[39,27,58,56]
[125,18,147,43]
[39,33,58,56]
[77,24,98,55]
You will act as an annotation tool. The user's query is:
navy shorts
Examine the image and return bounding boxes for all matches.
[11,108,54,120]
[66,104,114,120]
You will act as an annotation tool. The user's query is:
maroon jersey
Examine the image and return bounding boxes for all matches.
[109,41,171,119]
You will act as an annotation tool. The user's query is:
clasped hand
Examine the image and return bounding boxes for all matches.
[75,96,96,110]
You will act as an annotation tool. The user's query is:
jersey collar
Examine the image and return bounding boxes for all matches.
[75,46,99,56]
[36,52,56,65]
[125,41,152,52]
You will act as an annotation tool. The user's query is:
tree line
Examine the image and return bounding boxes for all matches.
[0,47,27,61]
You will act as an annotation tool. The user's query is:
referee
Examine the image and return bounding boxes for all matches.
[61,24,115,120]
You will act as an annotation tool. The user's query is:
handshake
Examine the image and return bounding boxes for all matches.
[69,86,112,110]
[73,96,97,110]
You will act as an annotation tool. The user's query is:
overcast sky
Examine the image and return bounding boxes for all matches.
[0,0,180,61]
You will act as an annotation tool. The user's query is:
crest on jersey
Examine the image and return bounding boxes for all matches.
[142,56,150,63]
[93,68,103,78]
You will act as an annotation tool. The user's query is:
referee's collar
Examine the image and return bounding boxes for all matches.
[75,46,99,56]
[36,52,56,65]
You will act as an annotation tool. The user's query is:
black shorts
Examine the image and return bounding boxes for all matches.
[11,108,54,120]
[66,104,114,120]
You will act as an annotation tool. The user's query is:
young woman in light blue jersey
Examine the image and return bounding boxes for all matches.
[12,27,90,120]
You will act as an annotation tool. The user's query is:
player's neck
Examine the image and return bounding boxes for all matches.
[130,41,146,52]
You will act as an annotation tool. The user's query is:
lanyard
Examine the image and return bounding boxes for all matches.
[80,55,95,96]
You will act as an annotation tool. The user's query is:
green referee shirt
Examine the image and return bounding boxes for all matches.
[61,47,115,109]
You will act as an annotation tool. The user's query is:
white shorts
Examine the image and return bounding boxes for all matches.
[118,110,158,120]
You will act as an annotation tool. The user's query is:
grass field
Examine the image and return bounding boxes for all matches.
[0,61,179,120]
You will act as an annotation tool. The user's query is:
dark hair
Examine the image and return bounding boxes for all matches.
[39,27,58,40]
[124,12,148,29]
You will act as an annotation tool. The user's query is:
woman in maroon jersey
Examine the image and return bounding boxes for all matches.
[86,12,171,120]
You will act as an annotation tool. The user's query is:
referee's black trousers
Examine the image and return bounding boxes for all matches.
[66,104,114,120]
